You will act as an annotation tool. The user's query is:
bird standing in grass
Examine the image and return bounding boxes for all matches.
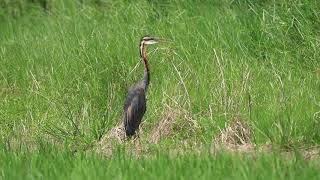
[123,36,163,137]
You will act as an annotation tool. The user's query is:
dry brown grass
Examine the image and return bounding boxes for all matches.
[301,146,320,160]
[148,102,199,144]
[96,121,126,156]
[96,102,199,156]
[211,116,256,154]
[96,120,149,157]
[148,105,178,144]
[210,117,320,160]
[95,110,320,161]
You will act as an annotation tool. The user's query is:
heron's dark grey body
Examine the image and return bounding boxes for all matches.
[123,81,147,136]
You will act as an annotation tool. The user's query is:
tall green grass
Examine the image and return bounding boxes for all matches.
[0,0,319,151]
[0,147,319,180]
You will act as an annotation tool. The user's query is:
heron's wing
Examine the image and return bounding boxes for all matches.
[124,89,146,134]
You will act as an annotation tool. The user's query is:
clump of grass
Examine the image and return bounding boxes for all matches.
[212,117,253,153]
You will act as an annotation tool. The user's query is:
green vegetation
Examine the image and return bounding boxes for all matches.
[0,0,319,179]
[1,147,320,180]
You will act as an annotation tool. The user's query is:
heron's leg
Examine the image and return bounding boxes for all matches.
[134,127,143,155]
[132,130,139,144]
[137,128,140,139]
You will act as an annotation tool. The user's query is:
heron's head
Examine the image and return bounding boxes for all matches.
[141,35,165,45]
[140,35,164,58]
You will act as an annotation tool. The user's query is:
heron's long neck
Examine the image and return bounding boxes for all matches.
[140,43,149,91]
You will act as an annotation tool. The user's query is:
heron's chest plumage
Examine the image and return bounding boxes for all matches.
[124,84,146,111]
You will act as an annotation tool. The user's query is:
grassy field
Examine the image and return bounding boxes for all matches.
[0,0,320,179]
[1,147,320,180]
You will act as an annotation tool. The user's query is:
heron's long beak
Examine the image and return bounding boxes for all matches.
[154,37,171,43]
